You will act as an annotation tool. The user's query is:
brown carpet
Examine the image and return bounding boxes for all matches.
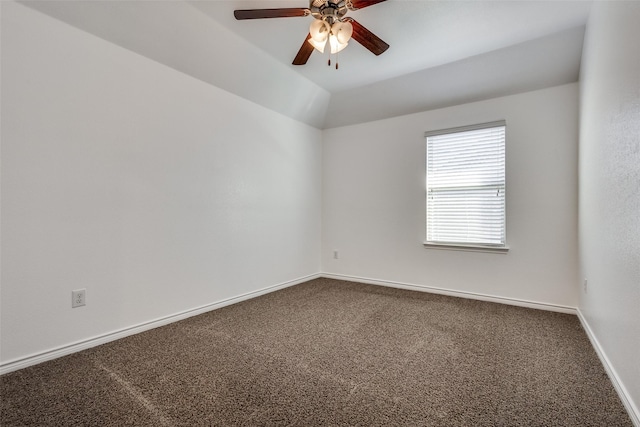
[0,278,632,426]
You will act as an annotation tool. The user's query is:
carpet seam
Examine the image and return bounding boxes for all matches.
[96,361,174,426]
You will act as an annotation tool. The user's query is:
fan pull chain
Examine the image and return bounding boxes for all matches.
[327,50,339,70]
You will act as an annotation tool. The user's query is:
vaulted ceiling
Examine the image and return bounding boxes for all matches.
[20,0,592,129]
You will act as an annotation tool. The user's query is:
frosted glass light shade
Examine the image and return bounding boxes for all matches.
[308,37,327,53]
[329,34,348,54]
[309,19,331,53]
[331,21,353,44]
[309,20,330,42]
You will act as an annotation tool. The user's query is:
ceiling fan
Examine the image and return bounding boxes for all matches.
[234,0,389,68]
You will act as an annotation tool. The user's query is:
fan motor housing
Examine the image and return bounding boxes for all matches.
[310,0,349,23]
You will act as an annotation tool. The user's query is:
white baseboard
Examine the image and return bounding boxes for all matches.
[577,309,640,427]
[320,273,577,314]
[0,273,321,376]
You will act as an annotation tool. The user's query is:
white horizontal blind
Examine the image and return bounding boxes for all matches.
[426,122,506,247]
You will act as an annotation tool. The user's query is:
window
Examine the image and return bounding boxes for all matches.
[425,121,507,251]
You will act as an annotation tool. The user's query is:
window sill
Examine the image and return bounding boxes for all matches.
[423,242,509,254]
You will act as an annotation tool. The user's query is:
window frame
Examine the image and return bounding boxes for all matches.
[424,120,508,253]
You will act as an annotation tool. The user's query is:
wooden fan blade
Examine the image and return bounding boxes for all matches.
[293,33,314,65]
[348,0,387,10]
[234,8,309,20]
[347,18,389,56]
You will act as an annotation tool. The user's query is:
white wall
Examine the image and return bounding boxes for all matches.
[323,84,579,308]
[579,1,640,421]
[18,1,331,128]
[0,2,322,365]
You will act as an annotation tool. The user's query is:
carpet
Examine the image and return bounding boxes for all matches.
[0,278,632,426]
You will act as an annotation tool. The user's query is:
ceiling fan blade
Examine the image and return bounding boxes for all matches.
[293,33,314,65]
[234,8,309,20]
[346,18,389,56]
[348,0,388,10]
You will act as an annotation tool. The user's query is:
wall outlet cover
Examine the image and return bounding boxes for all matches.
[72,289,86,308]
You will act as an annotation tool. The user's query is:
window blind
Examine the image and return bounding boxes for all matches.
[426,121,506,247]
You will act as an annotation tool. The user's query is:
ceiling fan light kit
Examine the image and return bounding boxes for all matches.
[309,20,352,55]
[234,0,389,68]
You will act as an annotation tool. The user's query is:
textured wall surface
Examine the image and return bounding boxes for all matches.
[323,84,579,308]
[1,2,322,364]
[578,1,640,420]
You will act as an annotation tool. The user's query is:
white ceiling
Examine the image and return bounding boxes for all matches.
[192,0,592,93]
[18,0,592,128]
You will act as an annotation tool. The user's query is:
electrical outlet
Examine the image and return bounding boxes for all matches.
[583,279,588,294]
[72,289,86,308]
[333,250,339,259]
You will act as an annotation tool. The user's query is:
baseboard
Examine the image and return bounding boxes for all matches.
[577,309,640,427]
[321,273,576,314]
[0,273,321,376]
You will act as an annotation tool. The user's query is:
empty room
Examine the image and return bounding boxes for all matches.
[1,0,638,425]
